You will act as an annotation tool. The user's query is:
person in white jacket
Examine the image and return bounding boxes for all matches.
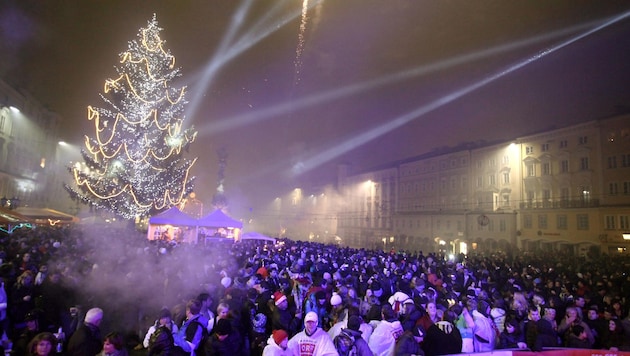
[263,329,291,356]
[368,304,403,356]
[288,311,339,356]
[328,308,373,343]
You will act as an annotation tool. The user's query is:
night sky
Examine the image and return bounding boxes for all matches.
[1,0,630,217]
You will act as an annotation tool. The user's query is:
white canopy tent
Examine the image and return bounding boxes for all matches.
[147,206,198,244]
[146,207,243,244]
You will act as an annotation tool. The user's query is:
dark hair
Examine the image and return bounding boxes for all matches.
[104,331,125,350]
[443,310,459,324]
[197,293,211,303]
[27,332,56,355]
[381,304,395,320]
[186,299,202,315]
[505,317,520,332]
[571,324,584,336]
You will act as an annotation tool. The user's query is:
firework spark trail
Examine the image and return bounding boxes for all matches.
[294,0,309,86]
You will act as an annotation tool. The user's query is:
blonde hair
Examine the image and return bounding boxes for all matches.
[512,292,528,313]
[17,270,34,287]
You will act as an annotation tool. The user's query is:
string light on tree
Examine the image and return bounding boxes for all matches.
[65,15,197,220]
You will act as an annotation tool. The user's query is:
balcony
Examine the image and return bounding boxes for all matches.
[519,199,600,209]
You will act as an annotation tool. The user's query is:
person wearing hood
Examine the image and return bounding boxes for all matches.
[368,304,403,356]
[337,315,373,356]
[263,329,291,356]
[399,299,422,332]
[421,309,462,356]
[287,311,338,356]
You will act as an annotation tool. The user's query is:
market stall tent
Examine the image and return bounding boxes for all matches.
[196,209,243,243]
[241,231,276,244]
[147,206,198,244]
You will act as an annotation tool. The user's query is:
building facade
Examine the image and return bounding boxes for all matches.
[0,79,66,211]
[337,114,630,255]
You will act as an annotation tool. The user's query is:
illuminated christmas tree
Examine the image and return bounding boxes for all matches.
[65,15,197,220]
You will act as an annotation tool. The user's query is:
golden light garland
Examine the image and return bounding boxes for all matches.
[70,16,197,218]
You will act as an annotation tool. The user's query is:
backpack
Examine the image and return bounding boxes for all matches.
[334,330,357,356]
[189,320,210,354]
[148,326,175,356]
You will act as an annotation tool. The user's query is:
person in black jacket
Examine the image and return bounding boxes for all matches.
[148,325,175,356]
[204,319,243,356]
[67,307,103,356]
[394,325,425,356]
[12,311,42,356]
[422,309,463,356]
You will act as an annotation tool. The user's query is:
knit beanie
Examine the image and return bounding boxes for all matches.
[272,329,288,345]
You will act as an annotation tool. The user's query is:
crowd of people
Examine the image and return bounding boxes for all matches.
[0,222,629,355]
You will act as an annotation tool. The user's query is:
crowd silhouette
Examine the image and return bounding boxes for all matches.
[0,223,629,355]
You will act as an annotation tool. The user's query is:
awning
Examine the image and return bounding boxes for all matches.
[15,207,79,225]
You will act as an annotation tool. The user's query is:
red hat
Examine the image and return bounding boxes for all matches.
[257,267,268,278]
[274,291,287,306]
[272,329,288,345]
[295,277,311,286]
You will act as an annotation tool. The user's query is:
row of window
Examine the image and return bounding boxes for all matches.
[606,154,630,168]
[608,182,630,196]
[401,176,470,194]
[526,158,589,176]
[605,215,630,230]
[523,213,591,230]
[401,157,469,176]
[526,188,590,202]
[525,137,589,155]
[475,156,511,169]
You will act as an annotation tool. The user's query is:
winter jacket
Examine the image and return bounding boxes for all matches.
[422,321,462,356]
[204,332,243,356]
[343,328,374,356]
[67,322,102,356]
[148,325,176,356]
[393,331,424,356]
[262,335,292,356]
[287,327,339,356]
[368,320,403,356]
